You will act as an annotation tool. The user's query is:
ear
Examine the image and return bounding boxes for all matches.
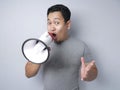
[66,20,71,30]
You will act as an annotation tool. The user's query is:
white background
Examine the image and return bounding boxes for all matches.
[0,0,120,90]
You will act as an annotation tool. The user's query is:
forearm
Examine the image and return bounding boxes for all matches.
[25,61,41,78]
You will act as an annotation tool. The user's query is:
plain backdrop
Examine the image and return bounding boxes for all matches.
[0,0,120,90]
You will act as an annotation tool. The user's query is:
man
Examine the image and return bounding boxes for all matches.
[25,4,98,90]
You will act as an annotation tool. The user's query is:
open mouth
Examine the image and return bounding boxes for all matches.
[49,33,56,40]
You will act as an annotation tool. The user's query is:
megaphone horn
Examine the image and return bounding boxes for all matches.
[22,32,53,64]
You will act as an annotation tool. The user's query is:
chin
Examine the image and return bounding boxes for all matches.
[54,39,64,44]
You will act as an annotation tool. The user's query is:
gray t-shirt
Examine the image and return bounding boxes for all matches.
[42,36,93,90]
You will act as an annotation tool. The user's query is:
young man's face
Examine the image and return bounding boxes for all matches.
[47,11,70,43]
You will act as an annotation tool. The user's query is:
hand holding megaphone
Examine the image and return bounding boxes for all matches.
[22,32,53,64]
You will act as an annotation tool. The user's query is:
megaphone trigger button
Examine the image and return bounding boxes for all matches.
[35,40,39,44]
[43,46,51,51]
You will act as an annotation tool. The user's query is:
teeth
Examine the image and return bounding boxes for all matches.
[52,33,56,37]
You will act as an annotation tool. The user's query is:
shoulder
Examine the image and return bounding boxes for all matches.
[66,37,89,51]
[70,37,87,46]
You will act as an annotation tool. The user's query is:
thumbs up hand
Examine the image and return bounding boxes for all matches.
[80,57,97,81]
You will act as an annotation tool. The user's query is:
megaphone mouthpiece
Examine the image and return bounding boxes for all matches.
[39,32,53,45]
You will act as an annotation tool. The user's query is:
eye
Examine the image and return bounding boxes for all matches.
[55,21,60,25]
[47,21,51,25]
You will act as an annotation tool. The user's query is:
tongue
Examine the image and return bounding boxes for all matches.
[48,33,56,40]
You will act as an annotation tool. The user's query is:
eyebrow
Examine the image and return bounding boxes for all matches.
[48,18,60,20]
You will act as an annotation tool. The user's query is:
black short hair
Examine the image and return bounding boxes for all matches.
[47,4,71,23]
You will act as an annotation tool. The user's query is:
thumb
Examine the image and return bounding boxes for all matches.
[81,57,85,67]
[80,57,86,81]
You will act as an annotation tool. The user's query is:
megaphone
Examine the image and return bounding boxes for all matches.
[22,32,53,64]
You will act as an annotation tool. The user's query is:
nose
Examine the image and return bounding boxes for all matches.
[48,24,56,32]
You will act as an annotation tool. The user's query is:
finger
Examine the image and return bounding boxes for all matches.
[90,60,95,66]
[86,60,95,71]
[80,57,86,80]
[81,57,86,67]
